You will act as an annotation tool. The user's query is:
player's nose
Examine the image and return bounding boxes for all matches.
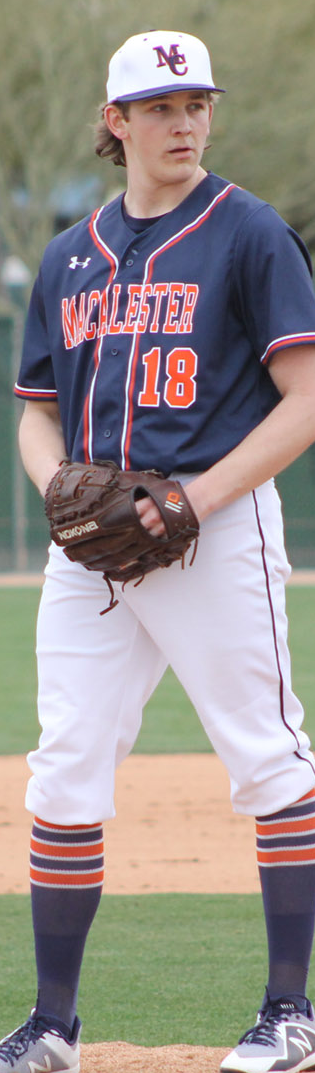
[171,107,193,134]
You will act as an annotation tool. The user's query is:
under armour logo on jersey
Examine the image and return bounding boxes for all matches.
[69,256,91,270]
[153,43,188,76]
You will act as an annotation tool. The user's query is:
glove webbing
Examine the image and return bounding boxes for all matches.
[100,536,198,615]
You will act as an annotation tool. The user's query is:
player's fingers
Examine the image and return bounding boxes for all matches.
[135,496,166,536]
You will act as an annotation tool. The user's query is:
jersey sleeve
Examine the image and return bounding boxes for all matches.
[232,204,315,364]
[14,267,57,401]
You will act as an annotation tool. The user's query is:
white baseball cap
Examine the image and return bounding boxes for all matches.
[106,29,224,103]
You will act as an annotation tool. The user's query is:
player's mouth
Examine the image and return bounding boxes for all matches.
[168,146,194,156]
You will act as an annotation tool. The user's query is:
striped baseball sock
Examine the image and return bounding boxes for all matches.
[30,817,104,1032]
[256,789,315,1004]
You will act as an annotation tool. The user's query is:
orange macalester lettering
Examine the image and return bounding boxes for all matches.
[150,283,169,332]
[108,283,123,333]
[62,296,79,349]
[85,290,100,340]
[179,285,199,333]
[137,284,153,333]
[123,285,142,332]
[163,282,185,333]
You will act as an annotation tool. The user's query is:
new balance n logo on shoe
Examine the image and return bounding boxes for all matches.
[0,1012,81,1073]
[220,998,315,1073]
[28,1057,52,1073]
[279,1025,315,1067]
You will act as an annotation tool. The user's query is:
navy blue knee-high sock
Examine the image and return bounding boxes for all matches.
[30,817,104,1032]
[256,790,315,1005]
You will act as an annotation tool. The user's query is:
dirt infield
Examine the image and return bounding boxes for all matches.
[0,752,257,1072]
[80,1041,230,1072]
[0,753,258,895]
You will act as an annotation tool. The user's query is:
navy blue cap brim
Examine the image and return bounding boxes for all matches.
[110,82,225,103]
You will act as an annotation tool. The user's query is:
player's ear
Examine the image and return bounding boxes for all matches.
[104,103,129,141]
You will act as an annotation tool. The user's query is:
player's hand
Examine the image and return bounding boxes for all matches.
[135,496,166,537]
[135,479,205,535]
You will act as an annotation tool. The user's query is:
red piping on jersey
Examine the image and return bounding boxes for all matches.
[123,183,236,469]
[88,210,118,270]
[261,332,315,364]
[82,335,104,463]
[83,211,118,461]
[14,385,57,400]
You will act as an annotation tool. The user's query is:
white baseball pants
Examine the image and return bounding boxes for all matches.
[26,479,315,823]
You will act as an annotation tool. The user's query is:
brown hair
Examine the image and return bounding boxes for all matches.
[94,101,129,167]
[94,90,217,168]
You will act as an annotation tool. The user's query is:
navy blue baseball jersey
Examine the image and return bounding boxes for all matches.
[15,172,315,474]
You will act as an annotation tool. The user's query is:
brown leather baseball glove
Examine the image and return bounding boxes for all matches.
[44,460,199,612]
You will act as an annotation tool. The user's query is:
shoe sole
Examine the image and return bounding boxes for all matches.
[221,1060,315,1073]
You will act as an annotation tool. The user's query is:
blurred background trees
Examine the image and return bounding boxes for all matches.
[0,0,314,280]
[0,0,314,571]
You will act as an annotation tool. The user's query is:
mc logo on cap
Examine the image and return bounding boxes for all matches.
[106,29,224,103]
[153,43,188,77]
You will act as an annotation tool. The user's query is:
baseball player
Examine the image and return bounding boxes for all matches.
[3,27,315,1073]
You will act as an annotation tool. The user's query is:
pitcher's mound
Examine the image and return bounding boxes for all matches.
[81,1041,229,1072]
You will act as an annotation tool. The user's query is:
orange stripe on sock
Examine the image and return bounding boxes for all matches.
[30,837,104,858]
[30,867,104,886]
[256,816,315,837]
[257,847,315,864]
[34,817,102,831]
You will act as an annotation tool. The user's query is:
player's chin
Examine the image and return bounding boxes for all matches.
[166,150,199,178]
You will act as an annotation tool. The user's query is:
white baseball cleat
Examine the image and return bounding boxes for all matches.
[0,1010,81,1072]
[221,995,315,1073]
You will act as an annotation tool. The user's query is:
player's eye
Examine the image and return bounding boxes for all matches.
[152,102,168,112]
[189,101,206,111]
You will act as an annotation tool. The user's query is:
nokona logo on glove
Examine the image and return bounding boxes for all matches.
[57,519,100,543]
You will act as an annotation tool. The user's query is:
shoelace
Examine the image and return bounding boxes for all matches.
[0,1018,63,1065]
[239,1009,303,1050]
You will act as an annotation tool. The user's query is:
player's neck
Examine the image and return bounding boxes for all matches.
[124,165,207,219]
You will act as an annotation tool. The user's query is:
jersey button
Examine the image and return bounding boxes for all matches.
[126,257,134,266]
[104,429,111,438]
[111,347,118,356]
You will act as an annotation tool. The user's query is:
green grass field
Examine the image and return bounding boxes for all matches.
[0,584,315,1045]
[0,893,286,1046]
[0,585,315,755]
[1,892,315,1047]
